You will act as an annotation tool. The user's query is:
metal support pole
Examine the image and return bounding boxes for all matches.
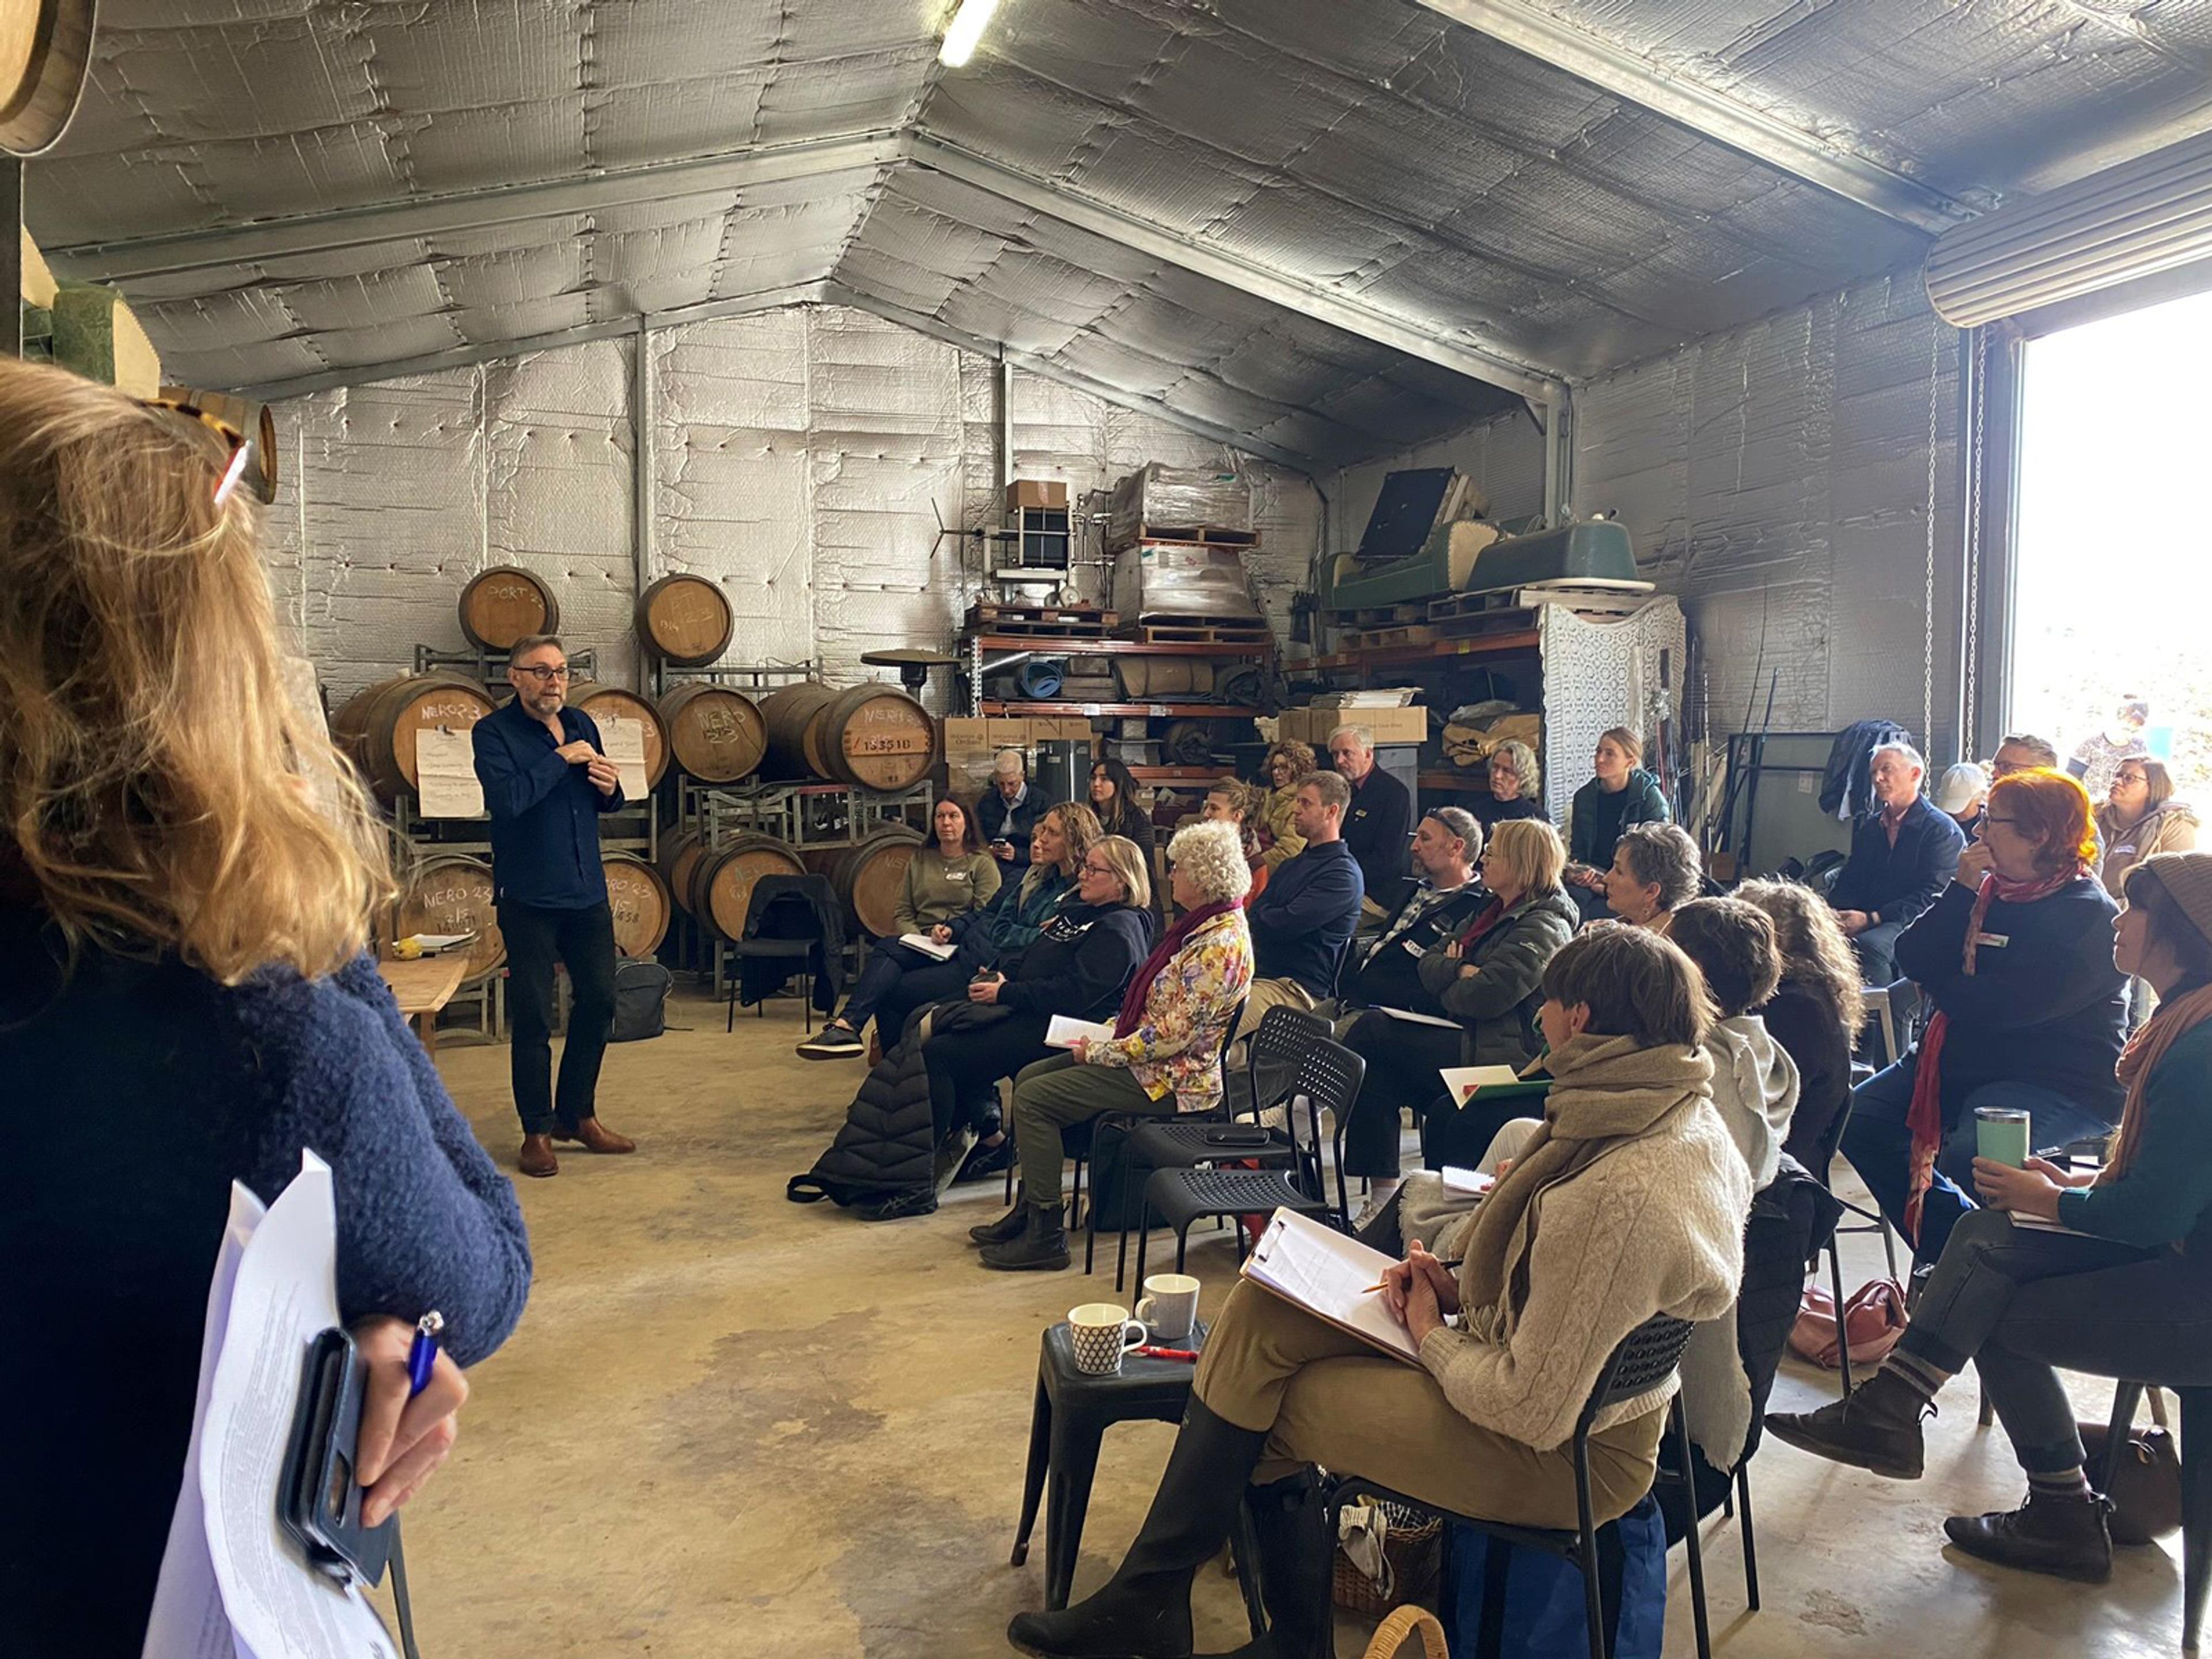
[3,157,24,359]
[998,355,1015,501]
[633,320,656,689]
[1541,385,1574,524]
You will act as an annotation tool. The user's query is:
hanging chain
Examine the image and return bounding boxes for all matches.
[1923,323,1941,749]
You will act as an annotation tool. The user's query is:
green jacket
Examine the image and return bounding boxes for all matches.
[1416,887,1580,1068]
[892,849,1001,934]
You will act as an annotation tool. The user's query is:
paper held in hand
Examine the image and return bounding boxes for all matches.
[897,932,959,961]
[414,727,485,820]
[599,716,650,802]
[1241,1209,1422,1365]
[1046,1014,1118,1050]
[1438,1064,1523,1105]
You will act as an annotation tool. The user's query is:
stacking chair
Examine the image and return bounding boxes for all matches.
[1304,1314,1712,1659]
[2098,1382,2211,1652]
[1807,1090,1900,1395]
[726,873,836,1033]
[1129,1036,1364,1290]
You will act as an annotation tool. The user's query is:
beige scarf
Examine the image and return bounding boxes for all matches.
[1457,1032,1715,1326]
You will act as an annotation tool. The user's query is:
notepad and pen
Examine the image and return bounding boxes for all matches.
[1241,1210,1426,1365]
[896,932,959,961]
[1438,1064,1551,1110]
[1046,1014,1118,1050]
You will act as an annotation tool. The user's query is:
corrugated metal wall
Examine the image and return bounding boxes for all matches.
[265,303,1320,708]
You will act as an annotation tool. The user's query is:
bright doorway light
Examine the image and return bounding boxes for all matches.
[940,0,1002,66]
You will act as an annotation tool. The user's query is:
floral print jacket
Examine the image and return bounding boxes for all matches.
[1086,908,1255,1113]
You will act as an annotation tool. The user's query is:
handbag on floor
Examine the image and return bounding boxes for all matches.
[1788,1277,1907,1370]
[2080,1389,2182,1544]
[1448,1492,1666,1659]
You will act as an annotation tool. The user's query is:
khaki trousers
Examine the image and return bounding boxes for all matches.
[1194,1280,1665,1531]
[1232,976,1318,1042]
[1011,1053,1180,1205]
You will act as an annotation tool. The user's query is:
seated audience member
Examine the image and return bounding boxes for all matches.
[1934,761,1990,840]
[1256,739,1316,870]
[2069,695,2152,802]
[1827,741,1965,986]
[1089,758,1161,917]
[1565,726,1670,921]
[1736,878,1865,1169]
[2097,757,2196,901]
[1602,821,1703,935]
[1006,926,1749,1658]
[1,360,529,1654]
[1237,771,1365,1034]
[1199,781,1269,898]
[912,836,1153,1210]
[800,794,1000,1058]
[1668,898,1800,1189]
[972,821,1255,1271]
[1768,853,2212,1584]
[1841,769,2128,1266]
[1351,818,1577,1179]
[1330,724,1413,906]
[1992,732,2061,779]
[1474,738,1548,832]
[1340,808,1489,1012]
[870,804,1097,1049]
[981,747,1044,874]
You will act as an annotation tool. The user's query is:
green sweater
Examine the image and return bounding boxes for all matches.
[893,848,1001,934]
[2057,1017,2212,1250]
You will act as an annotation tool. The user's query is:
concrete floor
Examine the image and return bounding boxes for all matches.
[385,988,2189,1657]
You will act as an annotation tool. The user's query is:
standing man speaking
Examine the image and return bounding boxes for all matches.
[473,633,638,1178]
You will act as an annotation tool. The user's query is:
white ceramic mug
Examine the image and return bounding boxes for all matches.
[1135,1273,1201,1343]
[1067,1303,1149,1376]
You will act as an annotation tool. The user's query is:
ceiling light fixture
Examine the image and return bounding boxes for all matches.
[939,0,1002,67]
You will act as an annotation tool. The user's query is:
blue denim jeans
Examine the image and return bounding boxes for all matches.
[1840,1058,2118,1263]
[832,937,937,1032]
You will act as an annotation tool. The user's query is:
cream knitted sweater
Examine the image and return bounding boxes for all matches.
[1415,1092,1751,1452]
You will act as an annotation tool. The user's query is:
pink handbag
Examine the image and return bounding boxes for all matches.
[1789,1278,1908,1370]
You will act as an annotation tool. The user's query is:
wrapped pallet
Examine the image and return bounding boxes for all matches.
[1107,463,1252,550]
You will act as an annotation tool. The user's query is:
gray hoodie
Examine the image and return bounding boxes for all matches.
[1702,1013,1800,1191]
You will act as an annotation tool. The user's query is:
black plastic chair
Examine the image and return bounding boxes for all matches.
[1808,1088,1899,1396]
[728,873,836,1034]
[1130,1036,1364,1290]
[2098,1382,2211,1652]
[1099,1003,1332,1287]
[1304,1314,1711,1659]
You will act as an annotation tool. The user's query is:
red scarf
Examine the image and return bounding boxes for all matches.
[1455,897,1509,950]
[1114,899,1241,1039]
[1903,863,2088,1241]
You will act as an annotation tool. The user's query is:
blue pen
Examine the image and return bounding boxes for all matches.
[406,1311,445,1397]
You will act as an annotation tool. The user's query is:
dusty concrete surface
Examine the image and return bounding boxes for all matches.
[391,990,2186,1657]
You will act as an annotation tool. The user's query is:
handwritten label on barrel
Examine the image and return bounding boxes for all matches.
[415,729,486,819]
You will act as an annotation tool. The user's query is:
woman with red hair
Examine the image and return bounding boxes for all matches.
[1840,768,2128,1266]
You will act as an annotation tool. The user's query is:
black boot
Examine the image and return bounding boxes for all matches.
[969,1191,1029,1245]
[1763,1365,1931,1479]
[1944,1491,2114,1582]
[1008,1399,1270,1658]
[1203,1474,1335,1659]
[979,1202,1071,1271]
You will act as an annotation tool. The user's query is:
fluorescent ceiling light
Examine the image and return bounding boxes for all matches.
[940,0,1002,67]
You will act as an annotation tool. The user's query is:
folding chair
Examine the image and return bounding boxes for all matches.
[728,873,835,1034]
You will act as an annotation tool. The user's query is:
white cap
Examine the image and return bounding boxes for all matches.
[1934,762,1987,815]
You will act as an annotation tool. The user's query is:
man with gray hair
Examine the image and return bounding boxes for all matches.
[1828,738,1965,984]
[1328,722,1412,904]
[1340,808,1487,1013]
[983,747,1043,873]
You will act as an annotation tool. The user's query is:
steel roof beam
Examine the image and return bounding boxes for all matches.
[1410,0,1972,236]
[908,135,1564,406]
[821,281,1320,476]
[45,135,906,282]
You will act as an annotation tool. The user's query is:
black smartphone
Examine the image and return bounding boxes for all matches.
[278,1327,397,1586]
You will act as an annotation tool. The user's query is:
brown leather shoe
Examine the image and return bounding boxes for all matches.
[518,1133,559,1179]
[554,1116,637,1154]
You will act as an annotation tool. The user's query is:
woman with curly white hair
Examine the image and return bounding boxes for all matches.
[973,819,1256,1270]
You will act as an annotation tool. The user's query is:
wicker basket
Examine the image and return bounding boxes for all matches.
[1362,1605,1451,1659]
[1332,1499,1444,1617]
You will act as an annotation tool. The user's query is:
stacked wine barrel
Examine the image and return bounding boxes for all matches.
[392,853,505,986]
[601,851,672,957]
[458,566,560,652]
[760,681,935,793]
[567,681,669,789]
[806,826,925,940]
[331,672,498,802]
[680,834,808,942]
[658,680,766,785]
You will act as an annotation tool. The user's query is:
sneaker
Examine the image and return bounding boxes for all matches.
[797,1025,865,1059]
[954,1135,1016,1184]
[857,1188,938,1222]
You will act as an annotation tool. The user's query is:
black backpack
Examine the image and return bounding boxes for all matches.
[611,959,672,1042]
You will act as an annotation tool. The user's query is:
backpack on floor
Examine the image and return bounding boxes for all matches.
[1448,1493,1666,1659]
[611,960,672,1042]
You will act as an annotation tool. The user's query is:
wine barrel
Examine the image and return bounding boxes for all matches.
[811,826,924,939]
[635,574,733,665]
[601,852,672,958]
[160,387,278,503]
[1,0,95,156]
[658,828,708,914]
[330,672,497,801]
[760,681,935,793]
[566,681,668,788]
[658,681,766,783]
[690,835,806,942]
[457,565,560,652]
[392,854,505,986]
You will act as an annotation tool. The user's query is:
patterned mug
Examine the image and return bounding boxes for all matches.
[1067,1303,1149,1376]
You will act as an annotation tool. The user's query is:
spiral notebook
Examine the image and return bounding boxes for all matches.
[1240,1209,1422,1366]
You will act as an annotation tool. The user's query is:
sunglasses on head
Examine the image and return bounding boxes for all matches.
[141,397,260,507]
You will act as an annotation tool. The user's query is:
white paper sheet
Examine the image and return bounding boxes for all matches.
[599,717,649,803]
[1441,1166,1496,1198]
[145,1152,402,1659]
[897,933,959,961]
[414,727,485,820]
[1046,1015,1118,1050]
[1372,1005,1461,1031]
[1241,1210,1421,1363]
[1437,1064,1525,1105]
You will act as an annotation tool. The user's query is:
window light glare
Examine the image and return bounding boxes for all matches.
[940,0,1002,67]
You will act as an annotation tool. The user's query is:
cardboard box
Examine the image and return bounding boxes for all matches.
[1283,705,1427,748]
[1006,479,1069,512]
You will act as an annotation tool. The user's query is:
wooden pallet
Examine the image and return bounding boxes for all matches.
[1336,623,1441,652]
[1134,619,1272,646]
[964,601,1119,638]
[1335,602,1429,627]
[1126,524,1260,548]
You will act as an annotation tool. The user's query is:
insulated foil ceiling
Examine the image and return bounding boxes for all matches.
[31,0,2210,469]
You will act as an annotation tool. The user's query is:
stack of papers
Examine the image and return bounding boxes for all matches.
[1046,1014,1118,1050]
[1441,1165,1495,1199]
[1241,1210,1421,1364]
[897,932,959,961]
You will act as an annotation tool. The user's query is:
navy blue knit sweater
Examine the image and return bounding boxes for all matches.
[2,910,533,1657]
